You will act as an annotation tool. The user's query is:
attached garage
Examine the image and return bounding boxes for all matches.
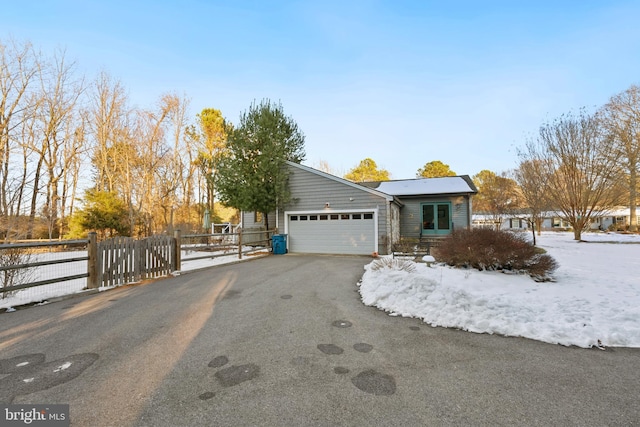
[285,210,377,255]
[241,162,476,255]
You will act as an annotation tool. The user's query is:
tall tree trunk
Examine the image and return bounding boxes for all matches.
[530,220,536,246]
[629,167,637,232]
[27,155,44,239]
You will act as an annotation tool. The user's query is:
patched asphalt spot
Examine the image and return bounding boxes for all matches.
[208,356,229,368]
[215,364,260,387]
[353,343,373,353]
[280,294,292,299]
[351,369,396,395]
[334,367,350,374]
[222,289,242,300]
[409,326,420,331]
[0,354,46,374]
[317,344,344,355]
[0,353,99,403]
[198,391,216,400]
[332,320,352,328]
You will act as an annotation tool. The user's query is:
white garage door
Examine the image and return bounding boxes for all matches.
[286,212,376,255]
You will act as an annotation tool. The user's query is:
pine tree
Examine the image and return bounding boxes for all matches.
[344,158,390,182]
[216,100,305,230]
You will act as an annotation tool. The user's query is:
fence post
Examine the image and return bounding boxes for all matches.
[87,232,98,289]
[173,229,181,272]
[135,239,142,281]
[238,228,243,260]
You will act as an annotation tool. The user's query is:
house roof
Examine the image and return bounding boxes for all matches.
[287,161,402,205]
[360,175,478,196]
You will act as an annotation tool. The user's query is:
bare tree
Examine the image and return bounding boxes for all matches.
[58,116,86,236]
[520,110,623,240]
[88,70,130,193]
[155,93,191,233]
[513,160,552,245]
[599,85,640,231]
[0,39,40,239]
[32,50,84,239]
[130,96,175,236]
[313,159,344,177]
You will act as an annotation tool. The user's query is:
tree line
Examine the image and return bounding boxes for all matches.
[338,86,640,240]
[1,39,248,240]
[470,90,639,241]
[2,38,638,241]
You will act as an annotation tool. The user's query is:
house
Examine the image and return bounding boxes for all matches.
[240,162,478,255]
[473,213,580,231]
[590,207,640,231]
[472,214,529,230]
[473,207,640,232]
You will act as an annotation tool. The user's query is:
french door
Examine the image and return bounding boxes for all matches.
[421,202,451,235]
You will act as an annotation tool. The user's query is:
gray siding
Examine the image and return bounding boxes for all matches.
[398,195,471,238]
[241,211,277,230]
[280,164,392,254]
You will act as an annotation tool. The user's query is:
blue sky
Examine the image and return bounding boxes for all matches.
[3,1,640,179]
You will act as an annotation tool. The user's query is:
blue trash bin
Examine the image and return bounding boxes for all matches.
[272,234,288,255]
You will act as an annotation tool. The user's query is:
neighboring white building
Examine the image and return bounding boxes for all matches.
[472,214,529,230]
[590,207,640,230]
[473,207,640,232]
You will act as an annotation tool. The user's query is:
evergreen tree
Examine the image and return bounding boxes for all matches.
[67,189,130,239]
[417,160,456,178]
[216,100,305,230]
[344,158,390,182]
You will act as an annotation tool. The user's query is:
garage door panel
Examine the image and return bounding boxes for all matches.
[288,213,375,255]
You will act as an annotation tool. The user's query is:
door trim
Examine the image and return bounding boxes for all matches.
[284,208,379,253]
[421,202,452,236]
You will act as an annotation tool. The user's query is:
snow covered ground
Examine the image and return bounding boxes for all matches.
[359,231,640,348]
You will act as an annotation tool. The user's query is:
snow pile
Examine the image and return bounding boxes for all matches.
[359,232,640,348]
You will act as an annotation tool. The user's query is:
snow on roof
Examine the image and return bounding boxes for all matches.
[368,176,476,196]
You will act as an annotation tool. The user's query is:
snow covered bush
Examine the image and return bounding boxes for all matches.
[433,228,558,280]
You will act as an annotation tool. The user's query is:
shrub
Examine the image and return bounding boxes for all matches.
[433,228,557,280]
[391,237,420,254]
[370,257,417,273]
[1,247,35,299]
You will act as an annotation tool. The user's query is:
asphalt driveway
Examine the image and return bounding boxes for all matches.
[1,255,638,426]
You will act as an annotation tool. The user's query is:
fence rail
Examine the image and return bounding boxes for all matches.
[179,229,274,264]
[0,239,90,295]
[1,228,275,308]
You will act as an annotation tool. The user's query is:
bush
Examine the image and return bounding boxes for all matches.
[391,237,420,254]
[1,247,35,299]
[433,228,558,281]
[370,257,416,273]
